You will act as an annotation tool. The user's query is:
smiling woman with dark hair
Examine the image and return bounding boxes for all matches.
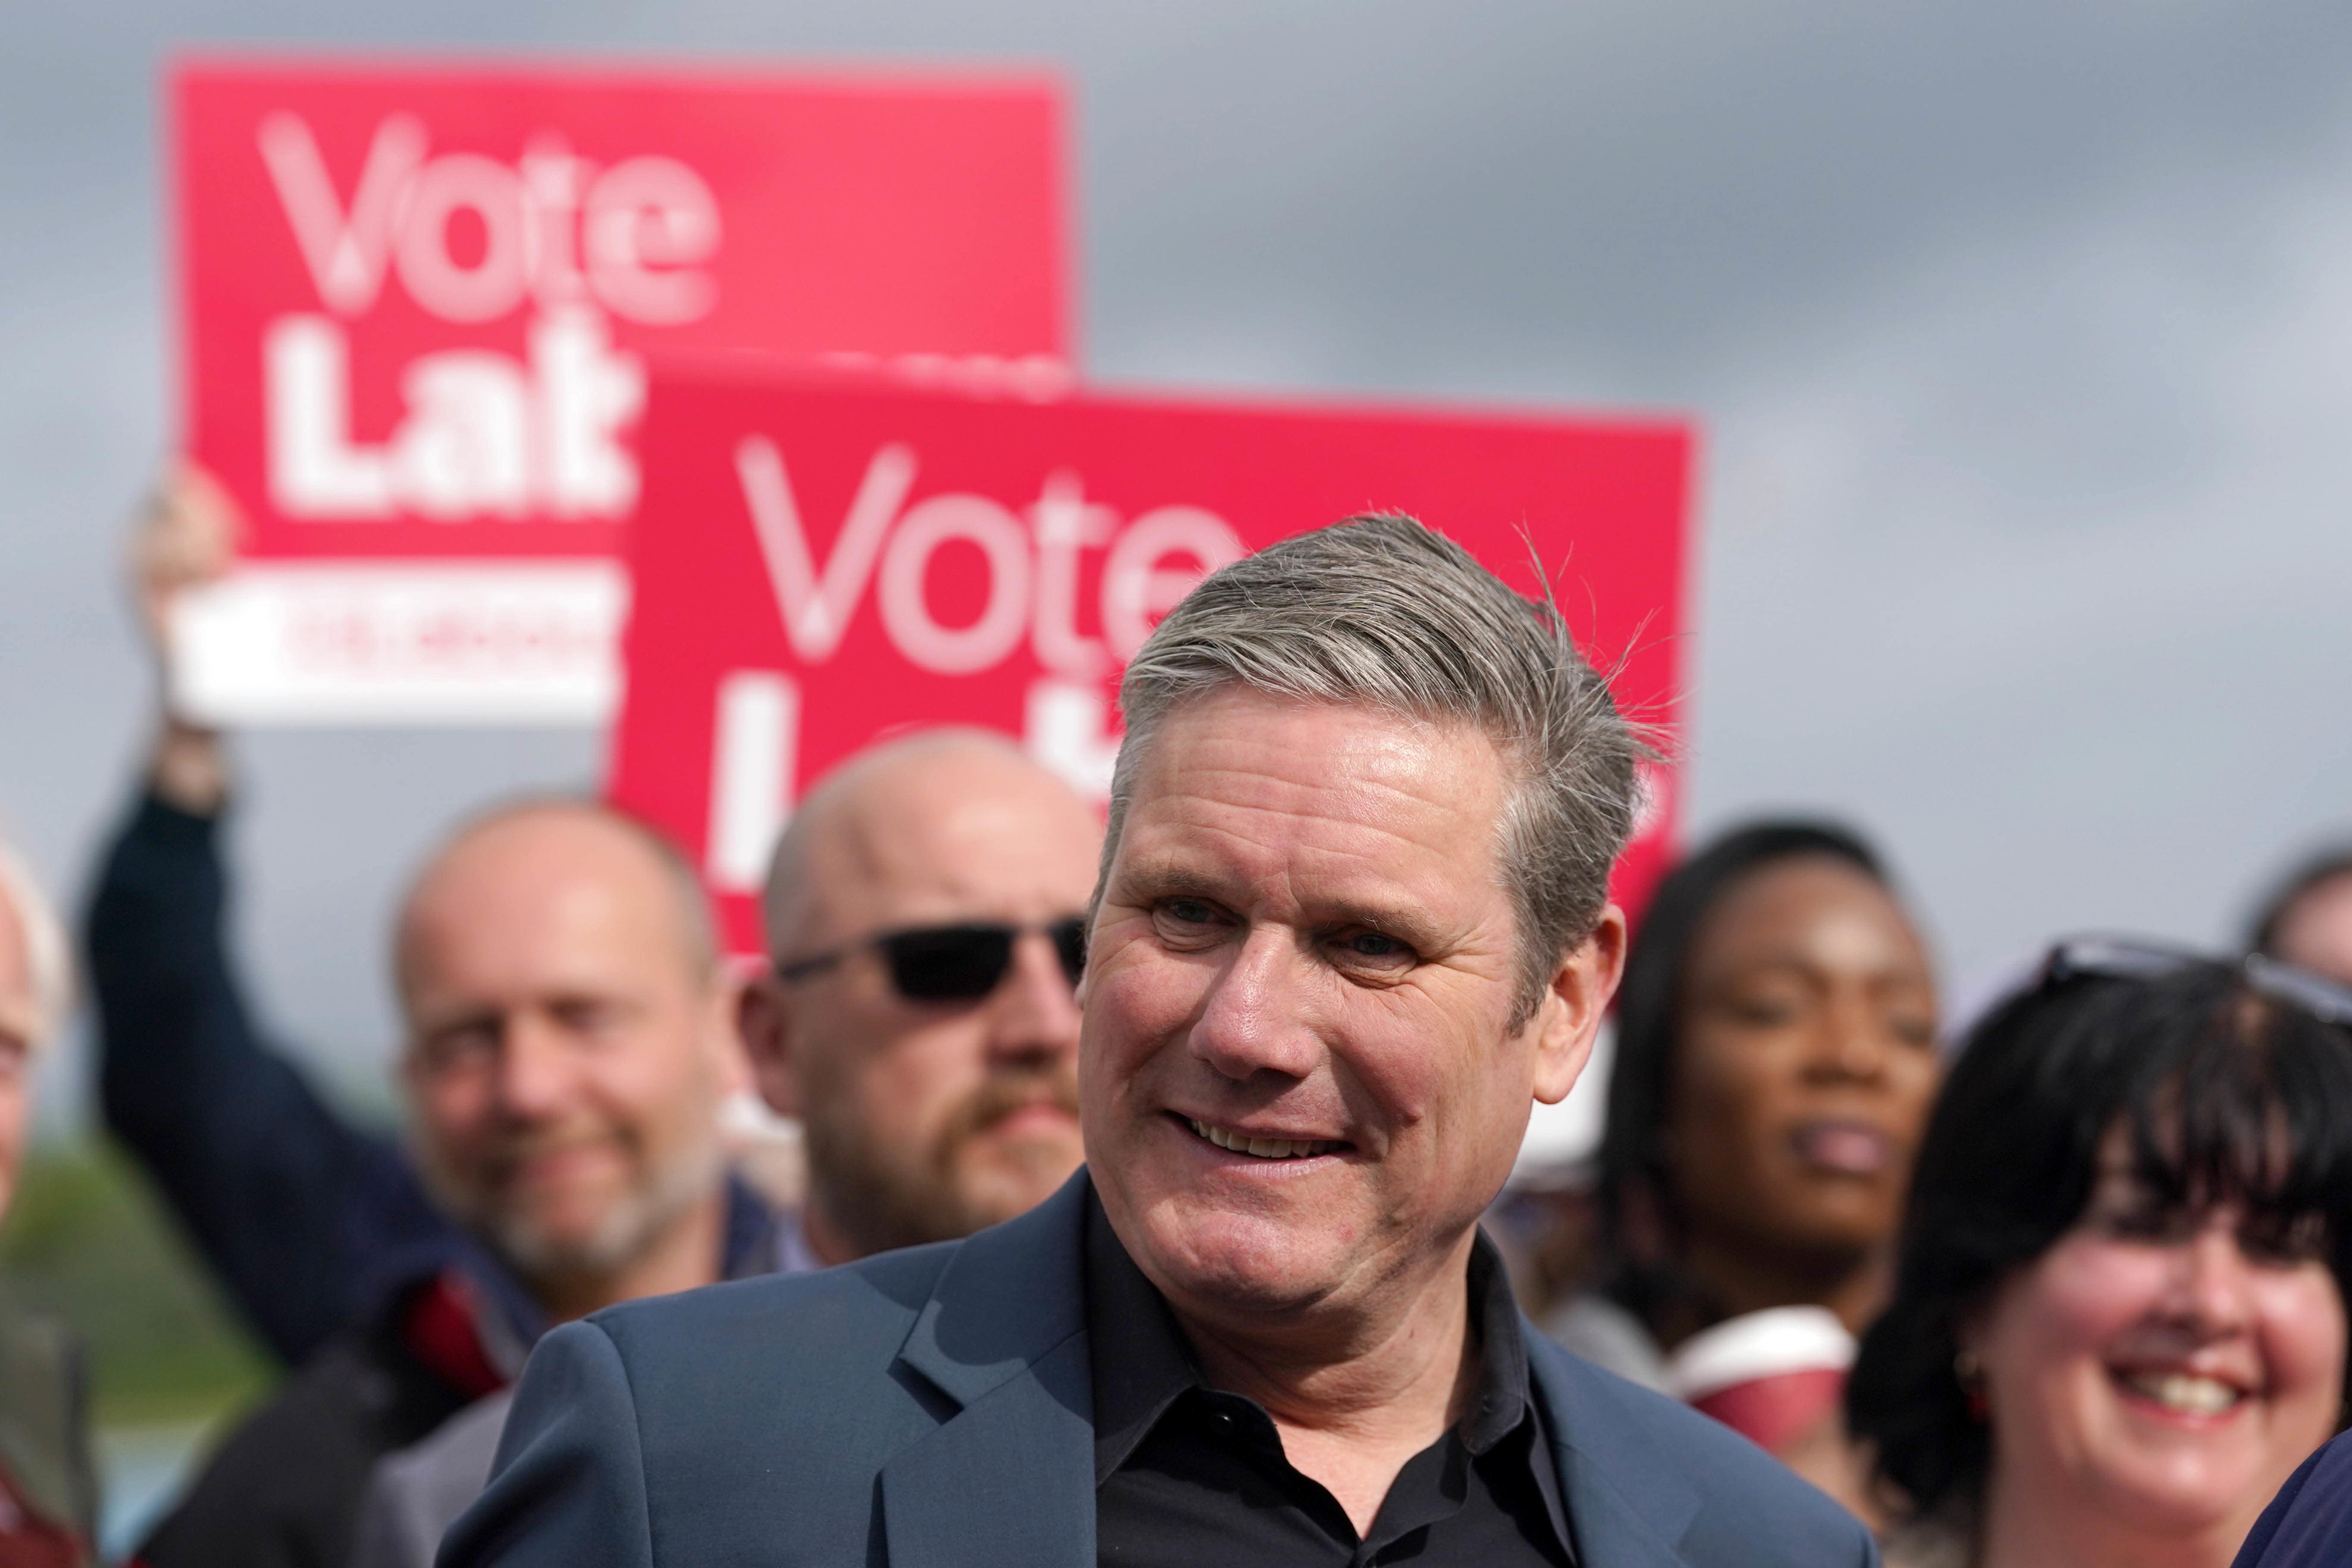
[1849,942,2352,1568]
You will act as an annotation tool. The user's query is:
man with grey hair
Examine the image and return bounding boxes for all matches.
[448,513,1874,1568]
[0,833,97,1567]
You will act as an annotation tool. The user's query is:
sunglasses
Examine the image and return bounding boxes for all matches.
[775,916,1088,1003]
[2037,935,2352,1028]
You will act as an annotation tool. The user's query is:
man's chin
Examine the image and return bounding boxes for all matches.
[475,1182,653,1277]
[952,1140,1085,1228]
[1129,1199,1346,1317]
[483,1217,619,1279]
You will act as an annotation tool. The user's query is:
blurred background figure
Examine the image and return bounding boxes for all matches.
[1558,820,1940,1517]
[1850,940,2352,1568]
[89,470,776,1568]
[736,729,1096,1264]
[2249,848,2352,987]
[347,729,1100,1568]
[0,835,97,1566]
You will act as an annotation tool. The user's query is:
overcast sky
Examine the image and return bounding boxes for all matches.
[7,0,2351,1125]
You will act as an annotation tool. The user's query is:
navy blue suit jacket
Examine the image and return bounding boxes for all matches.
[2233,1431,2352,1567]
[444,1175,1876,1568]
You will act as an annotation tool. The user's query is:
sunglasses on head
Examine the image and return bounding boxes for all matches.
[776,916,1088,1003]
[2036,935,2352,1028]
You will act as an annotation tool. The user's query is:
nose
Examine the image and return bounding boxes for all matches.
[982,929,1083,1067]
[1806,989,1893,1084]
[1187,925,1322,1084]
[2167,1220,2257,1333]
[490,1011,580,1123]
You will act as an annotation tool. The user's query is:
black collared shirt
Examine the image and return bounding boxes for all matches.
[1087,1195,1576,1567]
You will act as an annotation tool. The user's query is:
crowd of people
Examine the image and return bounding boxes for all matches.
[0,477,2349,1567]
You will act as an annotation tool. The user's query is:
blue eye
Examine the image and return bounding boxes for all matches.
[1342,931,1413,961]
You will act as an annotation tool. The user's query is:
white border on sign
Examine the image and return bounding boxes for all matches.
[169,560,627,725]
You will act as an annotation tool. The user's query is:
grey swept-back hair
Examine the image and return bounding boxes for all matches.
[1104,512,1644,1028]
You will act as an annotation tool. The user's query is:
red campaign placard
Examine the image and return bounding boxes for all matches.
[608,369,1692,956]
[175,56,1068,560]
[167,57,1067,721]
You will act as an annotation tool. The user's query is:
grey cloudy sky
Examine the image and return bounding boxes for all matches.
[6,0,2351,1123]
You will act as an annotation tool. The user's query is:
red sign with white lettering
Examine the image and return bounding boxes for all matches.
[169,58,1067,720]
[608,369,1692,955]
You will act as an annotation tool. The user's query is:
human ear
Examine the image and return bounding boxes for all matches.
[1532,904,1627,1106]
[737,972,804,1119]
[705,968,754,1098]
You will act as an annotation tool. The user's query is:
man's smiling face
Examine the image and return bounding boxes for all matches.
[1082,685,1589,1324]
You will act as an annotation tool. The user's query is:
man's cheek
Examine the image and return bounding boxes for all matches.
[871,1032,971,1144]
[1104,947,1210,1036]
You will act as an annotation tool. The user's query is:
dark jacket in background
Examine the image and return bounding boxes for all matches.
[86,794,777,1568]
[88,795,502,1365]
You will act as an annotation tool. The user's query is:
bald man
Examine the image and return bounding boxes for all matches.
[740,728,1100,1265]
[86,474,777,1568]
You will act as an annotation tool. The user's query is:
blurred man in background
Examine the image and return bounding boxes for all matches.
[349,728,1098,1568]
[2250,847,2352,985]
[0,834,97,1566]
[738,728,1096,1264]
[100,464,1102,1568]
[90,469,775,1568]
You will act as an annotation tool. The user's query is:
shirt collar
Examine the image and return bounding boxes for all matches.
[1087,1192,1200,1481]
[1083,1189,1540,1479]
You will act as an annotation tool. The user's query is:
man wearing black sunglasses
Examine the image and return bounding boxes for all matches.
[736,727,1101,1265]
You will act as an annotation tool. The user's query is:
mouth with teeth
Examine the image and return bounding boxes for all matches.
[2114,1368,2251,1420]
[1182,1116,1346,1161]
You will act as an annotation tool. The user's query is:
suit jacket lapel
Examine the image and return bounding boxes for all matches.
[880,1331,1095,1568]
[879,1174,1097,1568]
[1529,1328,1700,1568]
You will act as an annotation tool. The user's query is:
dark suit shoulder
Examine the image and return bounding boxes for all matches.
[588,1238,954,1372]
[1530,1336,1875,1568]
[549,1243,963,1566]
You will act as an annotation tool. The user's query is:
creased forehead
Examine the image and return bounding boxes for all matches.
[1109,690,1516,946]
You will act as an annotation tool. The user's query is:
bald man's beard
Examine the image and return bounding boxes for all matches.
[803,1063,1084,1258]
[416,1117,725,1293]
